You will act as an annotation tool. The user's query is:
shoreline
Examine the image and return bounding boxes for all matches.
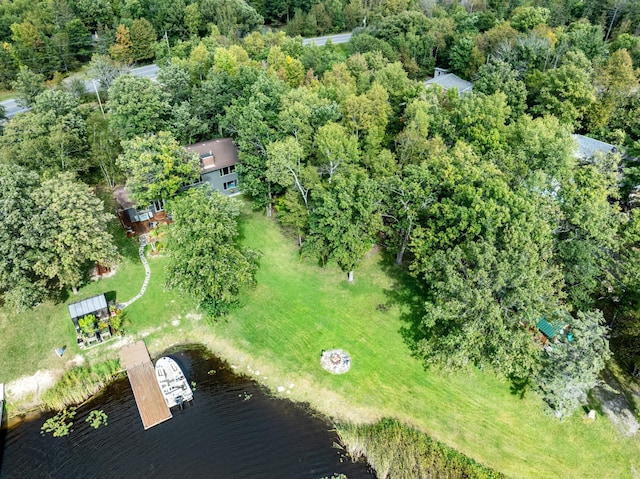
[3,336,507,478]
[3,330,379,428]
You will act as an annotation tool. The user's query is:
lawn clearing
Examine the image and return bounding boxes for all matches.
[0,222,194,386]
[2,203,639,478]
[211,206,640,479]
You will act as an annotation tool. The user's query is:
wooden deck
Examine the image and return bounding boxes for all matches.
[120,341,172,430]
[117,209,170,237]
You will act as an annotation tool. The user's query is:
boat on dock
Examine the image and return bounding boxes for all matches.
[155,357,193,408]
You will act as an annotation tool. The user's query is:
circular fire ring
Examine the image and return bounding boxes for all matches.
[321,349,351,374]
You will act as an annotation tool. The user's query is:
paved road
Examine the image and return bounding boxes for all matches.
[302,33,352,46]
[129,64,160,79]
[1,98,29,118]
[1,34,351,119]
[1,64,161,119]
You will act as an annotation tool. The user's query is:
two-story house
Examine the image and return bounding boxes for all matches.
[186,138,241,196]
[115,138,241,231]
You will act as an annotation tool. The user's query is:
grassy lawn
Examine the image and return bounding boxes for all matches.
[0,222,194,384]
[2,203,639,478]
[209,206,640,479]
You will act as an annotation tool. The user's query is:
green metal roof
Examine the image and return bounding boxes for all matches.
[537,318,556,339]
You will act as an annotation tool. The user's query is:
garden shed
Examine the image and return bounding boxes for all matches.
[68,294,109,331]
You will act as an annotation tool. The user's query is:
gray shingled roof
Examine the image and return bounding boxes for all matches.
[573,134,617,159]
[185,138,238,172]
[424,73,473,95]
[68,294,108,320]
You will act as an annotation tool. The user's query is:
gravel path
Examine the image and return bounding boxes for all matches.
[119,234,151,309]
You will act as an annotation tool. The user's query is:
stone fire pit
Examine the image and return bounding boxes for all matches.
[321,349,351,374]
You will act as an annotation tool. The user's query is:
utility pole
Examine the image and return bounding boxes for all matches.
[164,31,171,54]
[92,79,105,119]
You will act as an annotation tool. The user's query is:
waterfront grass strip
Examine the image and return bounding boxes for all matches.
[336,418,507,479]
[214,206,640,479]
[41,360,122,410]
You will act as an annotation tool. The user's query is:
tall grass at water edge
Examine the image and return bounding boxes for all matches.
[336,419,507,479]
[40,360,122,410]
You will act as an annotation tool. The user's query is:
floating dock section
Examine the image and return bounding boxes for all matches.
[120,341,171,429]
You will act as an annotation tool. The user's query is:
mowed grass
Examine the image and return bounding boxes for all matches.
[214,206,640,479]
[0,223,194,384]
[2,203,639,478]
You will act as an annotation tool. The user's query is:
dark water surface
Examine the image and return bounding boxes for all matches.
[0,347,374,479]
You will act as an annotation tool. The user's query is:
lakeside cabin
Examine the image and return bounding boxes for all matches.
[114,138,241,236]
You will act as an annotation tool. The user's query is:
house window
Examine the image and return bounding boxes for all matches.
[153,199,165,212]
[220,165,236,176]
[223,180,237,190]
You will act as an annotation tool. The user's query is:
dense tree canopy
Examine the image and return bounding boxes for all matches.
[107,75,172,140]
[1,0,640,420]
[29,173,117,295]
[117,131,201,206]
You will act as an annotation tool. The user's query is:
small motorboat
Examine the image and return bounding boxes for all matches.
[155,357,193,408]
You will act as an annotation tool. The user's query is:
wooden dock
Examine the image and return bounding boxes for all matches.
[120,341,172,430]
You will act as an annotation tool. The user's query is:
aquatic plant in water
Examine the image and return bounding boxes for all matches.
[41,407,77,437]
[86,410,108,429]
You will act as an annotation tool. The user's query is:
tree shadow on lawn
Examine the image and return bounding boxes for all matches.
[108,221,140,263]
[377,251,429,361]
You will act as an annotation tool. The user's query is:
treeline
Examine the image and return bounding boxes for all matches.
[1,3,640,417]
[0,0,263,84]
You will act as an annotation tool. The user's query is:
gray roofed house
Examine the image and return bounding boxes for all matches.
[424,68,473,96]
[573,134,617,160]
[68,293,109,331]
[114,138,241,226]
[186,138,240,196]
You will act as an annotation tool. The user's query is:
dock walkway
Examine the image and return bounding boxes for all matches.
[120,341,171,429]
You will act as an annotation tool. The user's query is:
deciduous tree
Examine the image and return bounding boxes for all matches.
[537,310,611,418]
[107,74,171,140]
[166,187,260,317]
[305,169,382,282]
[0,165,46,311]
[117,131,201,206]
[11,66,46,108]
[28,173,117,295]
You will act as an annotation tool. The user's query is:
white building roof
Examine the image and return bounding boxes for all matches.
[68,294,108,320]
[573,134,617,159]
[425,73,473,95]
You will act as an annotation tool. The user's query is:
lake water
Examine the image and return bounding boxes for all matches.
[0,346,374,479]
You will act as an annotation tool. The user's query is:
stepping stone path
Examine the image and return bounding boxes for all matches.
[119,234,151,309]
[321,349,351,374]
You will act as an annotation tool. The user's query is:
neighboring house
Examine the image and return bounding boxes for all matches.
[115,138,240,225]
[424,68,473,96]
[68,293,109,332]
[573,134,617,160]
[186,138,241,196]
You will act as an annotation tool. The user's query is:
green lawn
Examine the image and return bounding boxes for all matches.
[211,206,640,479]
[2,205,639,478]
[0,223,194,384]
